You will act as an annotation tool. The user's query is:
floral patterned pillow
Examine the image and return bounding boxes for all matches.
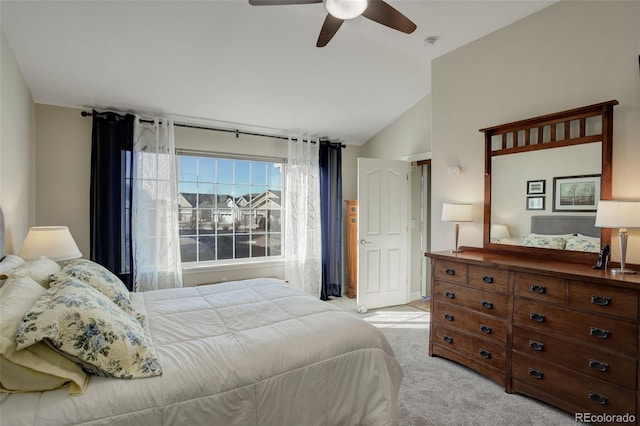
[565,237,600,253]
[521,235,567,250]
[50,259,143,323]
[15,277,162,379]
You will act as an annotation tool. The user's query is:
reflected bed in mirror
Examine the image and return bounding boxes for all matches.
[480,100,618,264]
[493,215,600,253]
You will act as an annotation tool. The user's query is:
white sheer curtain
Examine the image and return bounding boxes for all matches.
[132,116,183,292]
[285,136,321,296]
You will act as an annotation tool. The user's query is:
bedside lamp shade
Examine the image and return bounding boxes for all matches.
[491,224,511,242]
[18,226,82,261]
[442,203,473,253]
[595,200,640,274]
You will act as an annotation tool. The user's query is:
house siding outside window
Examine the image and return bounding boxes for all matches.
[177,153,284,264]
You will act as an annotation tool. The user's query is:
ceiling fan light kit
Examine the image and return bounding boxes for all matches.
[248,0,416,47]
[324,0,368,20]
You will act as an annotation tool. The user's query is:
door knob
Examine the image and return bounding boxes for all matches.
[360,239,371,244]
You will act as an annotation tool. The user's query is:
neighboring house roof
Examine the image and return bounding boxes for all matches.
[179,190,281,209]
[178,193,192,209]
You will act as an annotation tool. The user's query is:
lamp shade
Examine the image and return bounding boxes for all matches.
[441,203,473,222]
[491,224,511,240]
[18,226,82,261]
[595,201,640,228]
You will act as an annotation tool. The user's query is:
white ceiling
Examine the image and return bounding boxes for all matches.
[1,0,554,145]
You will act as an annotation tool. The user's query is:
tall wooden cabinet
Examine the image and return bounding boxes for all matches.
[427,250,640,423]
[345,200,358,298]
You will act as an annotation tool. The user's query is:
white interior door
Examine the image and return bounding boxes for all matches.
[357,158,409,310]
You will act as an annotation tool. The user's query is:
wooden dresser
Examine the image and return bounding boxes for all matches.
[344,200,358,298]
[427,250,640,422]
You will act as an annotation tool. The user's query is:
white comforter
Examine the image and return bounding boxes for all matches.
[0,278,403,425]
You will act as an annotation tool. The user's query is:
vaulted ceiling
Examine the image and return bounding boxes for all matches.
[1,1,554,145]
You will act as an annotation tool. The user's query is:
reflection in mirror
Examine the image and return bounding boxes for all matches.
[491,143,601,251]
[481,100,616,263]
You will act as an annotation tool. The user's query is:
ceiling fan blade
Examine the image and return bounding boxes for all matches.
[249,0,322,5]
[361,0,417,34]
[316,14,344,47]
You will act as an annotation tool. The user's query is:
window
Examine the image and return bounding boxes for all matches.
[177,154,284,263]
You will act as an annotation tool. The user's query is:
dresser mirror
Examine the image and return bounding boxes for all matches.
[480,100,617,264]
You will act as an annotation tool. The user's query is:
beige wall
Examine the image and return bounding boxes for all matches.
[1,28,36,254]
[35,105,91,257]
[431,0,640,263]
[359,95,431,160]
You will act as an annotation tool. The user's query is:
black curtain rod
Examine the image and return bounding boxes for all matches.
[80,110,346,148]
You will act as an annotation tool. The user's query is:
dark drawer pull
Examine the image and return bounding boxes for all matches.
[588,391,608,406]
[528,368,544,380]
[443,335,453,344]
[444,291,455,299]
[591,295,611,306]
[588,359,609,372]
[590,327,610,339]
[529,313,546,323]
[479,349,491,359]
[480,325,492,334]
[482,276,494,283]
[445,268,455,276]
[530,285,546,294]
[528,340,544,351]
[444,314,454,321]
[481,300,493,309]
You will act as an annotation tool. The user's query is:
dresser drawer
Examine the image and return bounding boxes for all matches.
[512,352,636,417]
[468,265,509,294]
[514,272,566,304]
[434,281,508,318]
[433,260,468,284]
[513,325,636,390]
[568,281,639,320]
[514,299,638,357]
[433,301,507,344]
[434,323,506,370]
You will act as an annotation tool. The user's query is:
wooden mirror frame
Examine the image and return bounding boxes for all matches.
[479,100,618,265]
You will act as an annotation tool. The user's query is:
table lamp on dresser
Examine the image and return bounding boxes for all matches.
[441,203,473,253]
[595,200,640,274]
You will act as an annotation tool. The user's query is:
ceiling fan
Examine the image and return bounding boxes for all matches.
[248,0,417,47]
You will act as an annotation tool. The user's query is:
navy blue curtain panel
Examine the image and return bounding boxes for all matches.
[319,141,343,300]
[90,110,135,290]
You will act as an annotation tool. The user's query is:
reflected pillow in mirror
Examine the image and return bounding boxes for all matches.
[522,235,568,250]
[565,237,600,253]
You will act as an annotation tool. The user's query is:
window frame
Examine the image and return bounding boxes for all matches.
[176,149,286,267]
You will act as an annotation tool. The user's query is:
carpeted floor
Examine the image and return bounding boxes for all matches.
[326,297,578,426]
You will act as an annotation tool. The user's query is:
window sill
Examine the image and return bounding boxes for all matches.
[181,258,285,275]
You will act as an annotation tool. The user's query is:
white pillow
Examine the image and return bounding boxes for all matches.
[9,256,61,288]
[0,255,25,281]
[576,233,600,243]
[529,233,575,238]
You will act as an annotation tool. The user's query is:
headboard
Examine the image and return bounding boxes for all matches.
[531,215,598,238]
[0,206,5,260]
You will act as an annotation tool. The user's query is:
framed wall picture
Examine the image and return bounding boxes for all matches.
[552,174,601,212]
[527,180,545,195]
[526,196,545,211]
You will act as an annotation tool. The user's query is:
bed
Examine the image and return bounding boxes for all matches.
[521,215,600,252]
[0,209,402,425]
